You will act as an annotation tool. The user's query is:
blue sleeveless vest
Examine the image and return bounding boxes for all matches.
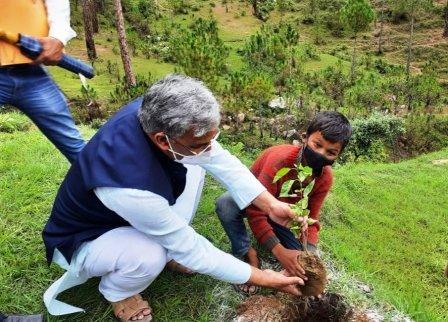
[42,98,187,264]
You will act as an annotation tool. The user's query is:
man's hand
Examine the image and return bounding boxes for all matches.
[33,37,64,65]
[272,244,307,279]
[252,191,296,226]
[248,267,304,296]
[267,199,296,226]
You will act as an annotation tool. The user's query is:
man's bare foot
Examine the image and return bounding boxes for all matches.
[234,247,260,295]
[166,260,195,275]
[245,247,260,268]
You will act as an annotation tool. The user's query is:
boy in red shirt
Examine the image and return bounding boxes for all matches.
[215,111,352,294]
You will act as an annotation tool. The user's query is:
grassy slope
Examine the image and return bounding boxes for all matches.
[1,124,447,321]
[321,151,448,322]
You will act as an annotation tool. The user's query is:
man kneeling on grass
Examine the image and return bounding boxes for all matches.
[216,111,352,295]
[42,74,304,322]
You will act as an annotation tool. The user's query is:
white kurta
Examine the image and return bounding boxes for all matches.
[45,0,77,45]
[44,142,266,315]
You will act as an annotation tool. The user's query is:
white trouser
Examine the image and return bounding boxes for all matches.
[81,226,168,302]
[44,165,205,315]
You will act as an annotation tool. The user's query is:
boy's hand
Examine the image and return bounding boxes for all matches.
[272,244,307,280]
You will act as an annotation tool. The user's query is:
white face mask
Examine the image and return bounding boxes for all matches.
[165,132,219,165]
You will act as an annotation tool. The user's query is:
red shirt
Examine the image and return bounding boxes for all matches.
[245,144,333,247]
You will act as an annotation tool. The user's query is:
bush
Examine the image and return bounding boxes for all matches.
[109,73,154,106]
[71,85,105,124]
[398,115,448,158]
[172,0,191,15]
[343,113,405,162]
[253,0,276,21]
[0,112,32,133]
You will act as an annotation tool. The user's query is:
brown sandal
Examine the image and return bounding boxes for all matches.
[232,248,260,296]
[111,294,153,322]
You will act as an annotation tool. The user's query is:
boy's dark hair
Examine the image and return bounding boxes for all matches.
[306,111,352,150]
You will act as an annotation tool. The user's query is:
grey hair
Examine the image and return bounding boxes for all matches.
[138,74,221,138]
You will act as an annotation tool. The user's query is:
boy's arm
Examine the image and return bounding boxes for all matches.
[246,206,280,250]
[247,209,306,278]
[245,150,283,251]
[246,149,307,278]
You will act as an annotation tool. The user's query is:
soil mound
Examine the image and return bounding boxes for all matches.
[297,252,327,297]
[237,293,367,322]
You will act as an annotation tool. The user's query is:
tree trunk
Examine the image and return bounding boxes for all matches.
[252,0,258,15]
[443,1,448,38]
[114,0,136,88]
[82,0,97,60]
[92,0,99,33]
[378,0,385,54]
[406,11,415,111]
[310,0,317,19]
[350,36,357,83]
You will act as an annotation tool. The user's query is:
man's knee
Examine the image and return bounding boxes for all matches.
[215,193,241,222]
[122,241,167,278]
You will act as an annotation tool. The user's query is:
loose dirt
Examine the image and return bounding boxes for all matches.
[236,292,374,322]
[297,252,328,297]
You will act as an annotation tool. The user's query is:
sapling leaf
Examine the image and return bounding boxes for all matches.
[307,218,318,225]
[273,167,292,183]
[302,209,310,217]
[298,171,307,182]
[279,180,295,197]
[303,166,313,176]
[291,204,301,213]
[303,180,315,197]
[301,197,309,210]
[290,225,300,233]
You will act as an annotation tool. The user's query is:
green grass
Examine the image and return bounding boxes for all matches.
[321,151,448,322]
[303,53,351,73]
[1,120,447,321]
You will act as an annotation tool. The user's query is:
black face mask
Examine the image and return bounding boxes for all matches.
[303,145,334,175]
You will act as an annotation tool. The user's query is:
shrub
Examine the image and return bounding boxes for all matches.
[343,113,405,162]
[398,115,448,158]
[71,85,104,124]
[0,112,31,133]
[109,73,154,106]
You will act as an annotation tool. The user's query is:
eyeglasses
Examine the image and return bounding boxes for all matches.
[167,131,220,156]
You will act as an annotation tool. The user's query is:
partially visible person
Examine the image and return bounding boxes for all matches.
[42,74,304,322]
[216,111,352,294]
[0,1,83,321]
[0,0,85,163]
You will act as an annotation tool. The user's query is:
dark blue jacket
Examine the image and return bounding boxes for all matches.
[42,98,187,264]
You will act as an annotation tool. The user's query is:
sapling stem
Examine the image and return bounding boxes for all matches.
[273,164,317,252]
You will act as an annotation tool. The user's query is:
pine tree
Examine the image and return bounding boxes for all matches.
[340,0,375,83]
